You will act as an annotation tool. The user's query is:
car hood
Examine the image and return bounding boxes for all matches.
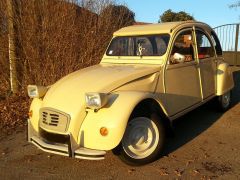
[42,63,160,115]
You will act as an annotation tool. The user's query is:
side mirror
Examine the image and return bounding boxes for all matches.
[173,53,185,63]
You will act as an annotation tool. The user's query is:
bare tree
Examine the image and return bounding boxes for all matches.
[0,1,10,95]
[0,0,135,95]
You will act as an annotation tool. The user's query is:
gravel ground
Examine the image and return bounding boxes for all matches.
[0,68,239,180]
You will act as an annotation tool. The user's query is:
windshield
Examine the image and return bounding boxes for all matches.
[106,34,170,57]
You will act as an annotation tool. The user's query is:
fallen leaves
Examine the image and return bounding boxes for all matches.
[174,169,183,177]
[0,92,30,134]
[192,169,200,175]
[157,167,169,176]
[127,168,136,174]
[186,159,194,166]
[202,162,233,175]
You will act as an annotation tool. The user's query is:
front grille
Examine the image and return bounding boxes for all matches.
[39,108,70,133]
[42,112,59,126]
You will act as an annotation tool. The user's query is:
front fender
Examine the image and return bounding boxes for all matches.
[29,98,43,132]
[78,91,155,151]
[216,62,234,96]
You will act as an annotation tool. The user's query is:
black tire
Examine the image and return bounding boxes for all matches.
[114,114,166,166]
[217,90,232,111]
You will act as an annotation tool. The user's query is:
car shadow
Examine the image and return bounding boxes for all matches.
[162,69,240,156]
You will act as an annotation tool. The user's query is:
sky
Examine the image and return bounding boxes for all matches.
[120,0,240,28]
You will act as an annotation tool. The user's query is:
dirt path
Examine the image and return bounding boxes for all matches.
[0,70,240,180]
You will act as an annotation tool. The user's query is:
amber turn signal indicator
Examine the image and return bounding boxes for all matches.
[28,110,33,118]
[100,127,108,136]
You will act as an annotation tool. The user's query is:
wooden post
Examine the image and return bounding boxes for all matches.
[7,0,18,94]
[235,24,239,66]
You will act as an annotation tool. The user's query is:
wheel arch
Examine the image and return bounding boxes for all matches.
[112,97,171,160]
[129,98,172,136]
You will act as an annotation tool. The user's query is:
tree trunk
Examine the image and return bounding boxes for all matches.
[7,0,18,94]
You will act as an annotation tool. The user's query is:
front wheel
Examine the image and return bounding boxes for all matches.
[217,90,232,111]
[117,115,165,166]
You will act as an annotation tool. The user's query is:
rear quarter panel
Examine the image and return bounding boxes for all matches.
[216,62,234,95]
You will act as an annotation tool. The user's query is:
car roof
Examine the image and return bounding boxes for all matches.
[113,21,212,36]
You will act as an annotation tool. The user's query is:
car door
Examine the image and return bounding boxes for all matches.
[164,28,202,116]
[195,29,216,99]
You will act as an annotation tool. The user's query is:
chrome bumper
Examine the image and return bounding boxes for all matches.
[27,119,106,160]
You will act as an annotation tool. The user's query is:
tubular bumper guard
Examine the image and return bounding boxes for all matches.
[27,119,106,160]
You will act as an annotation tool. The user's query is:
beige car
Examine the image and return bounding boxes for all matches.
[27,21,234,165]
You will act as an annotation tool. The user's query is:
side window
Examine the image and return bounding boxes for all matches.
[170,30,194,64]
[196,30,215,59]
[211,31,223,56]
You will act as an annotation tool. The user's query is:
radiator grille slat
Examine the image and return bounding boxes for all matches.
[39,108,70,133]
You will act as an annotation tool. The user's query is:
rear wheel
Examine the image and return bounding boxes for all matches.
[117,115,165,166]
[217,90,231,111]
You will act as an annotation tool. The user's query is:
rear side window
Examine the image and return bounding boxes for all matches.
[196,30,215,59]
[211,31,223,56]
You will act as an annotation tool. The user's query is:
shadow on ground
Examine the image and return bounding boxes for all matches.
[163,69,240,156]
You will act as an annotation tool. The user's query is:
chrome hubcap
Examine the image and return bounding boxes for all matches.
[222,91,230,108]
